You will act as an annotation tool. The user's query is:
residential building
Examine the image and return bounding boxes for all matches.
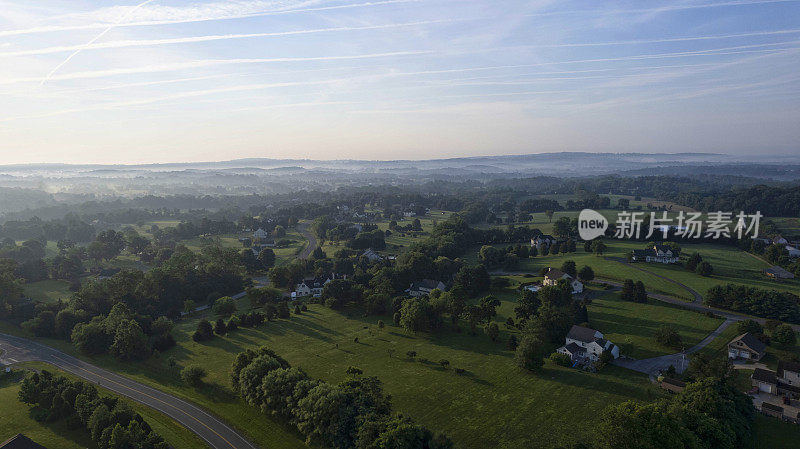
[786,245,800,258]
[773,234,789,246]
[406,279,446,297]
[752,368,778,394]
[630,244,680,264]
[294,275,333,298]
[362,248,383,262]
[556,325,619,362]
[777,360,800,397]
[0,434,48,449]
[530,235,556,251]
[728,332,767,361]
[542,268,584,294]
[764,266,795,280]
[253,228,269,241]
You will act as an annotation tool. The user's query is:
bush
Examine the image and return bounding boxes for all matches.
[549,352,572,367]
[654,325,682,348]
[181,365,207,387]
[193,320,214,342]
[773,324,797,346]
[695,261,714,277]
[212,296,237,317]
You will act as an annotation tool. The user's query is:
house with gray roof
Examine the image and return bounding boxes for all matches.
[728,332,766,361]
[557,325,619,362]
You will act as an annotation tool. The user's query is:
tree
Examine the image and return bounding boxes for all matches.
[686,252,702,272]
[578,265,595,282]
[273,225,286,238]
[549,352,572,366]
[214,318,228,335]
[507,334,518,351]
[514,334,546,371]
[311,246,327,260]
[72,321,112,354]
[634,281,647,303]
[514,289,540,323]
[736,319,763,336]
[181,366,207,387]
[545,210,554,223]
[593,401,700,449]
[212,296,237,317]
[193,320,214,342]
[560,260,577,278]
[591,240,607,255]
[485,322,499,342]
[695,261,714,277]
[438,359,450,369]
[654,325,682,348]
[773,324,796,346]
[109,319,149,361]
[621,279,636,301]
[257,248,276,269]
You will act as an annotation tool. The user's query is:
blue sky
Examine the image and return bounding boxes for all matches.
[0,0,798,164]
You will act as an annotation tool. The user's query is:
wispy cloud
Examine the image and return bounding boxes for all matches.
[0,18,460,58]
[0,0,423,38]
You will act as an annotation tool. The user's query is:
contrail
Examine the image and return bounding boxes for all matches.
[40,0,157,86]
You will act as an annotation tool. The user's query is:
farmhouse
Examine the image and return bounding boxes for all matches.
[556,325,619,362]
[764,266,795,280]
[406,279,446,297]
[294,275,332,298]
[630,244,679,264]
[542,268,584,294]
[728,332,766,361]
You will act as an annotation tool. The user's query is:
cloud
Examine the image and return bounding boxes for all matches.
[0,18,459,58]
[0,0,424,38]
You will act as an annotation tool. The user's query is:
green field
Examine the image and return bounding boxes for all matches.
[1,301,663,449]
[0,363,206,449]
[23,279,71,303]
[587,292,723,359]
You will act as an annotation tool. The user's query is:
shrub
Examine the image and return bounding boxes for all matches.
[181,365,207,387]
[212,296,237,316]
[549,352,572,367]
[654,325,682,348]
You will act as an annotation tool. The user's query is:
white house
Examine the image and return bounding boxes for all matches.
[294,275,333,298]
[631,244,679,264]
[406,279,446,297]
[530,235,556,252]
[557,325,619,362]
[542,268,584,294]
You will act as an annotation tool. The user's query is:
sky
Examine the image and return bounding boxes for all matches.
[0,0,798,164]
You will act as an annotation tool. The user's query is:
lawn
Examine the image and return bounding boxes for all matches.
[1,303,662,449]
[587,292,723,359]
[0,362,206,449]
[23,279,71,303]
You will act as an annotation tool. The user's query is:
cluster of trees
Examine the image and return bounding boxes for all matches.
[64,303,175,360]
[620,279,648,303]
[0,215,95,242]
[685,253,714,277]
[231,347,453,449]
[736,319,797,347]
[592,378,754,449]
[18,370,169,449]
[513,282,589,371]
[193,296,295,342]
[705,284,800,323]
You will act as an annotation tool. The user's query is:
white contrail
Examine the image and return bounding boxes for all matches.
[0,0,423,38]
[40,0,157,85]
[8,19,457,59]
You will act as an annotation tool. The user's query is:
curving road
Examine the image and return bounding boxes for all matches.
[296,223,318,260]
[0,333,258,449]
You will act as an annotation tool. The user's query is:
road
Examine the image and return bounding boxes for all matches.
[297,223,318,260]
[0,333,258,449]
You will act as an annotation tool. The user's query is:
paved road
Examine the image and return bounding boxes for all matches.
[0,333,258,449]
[296,223,318,260]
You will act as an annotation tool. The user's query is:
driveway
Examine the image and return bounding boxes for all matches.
[612,319,736,376]
[0,333,258,449]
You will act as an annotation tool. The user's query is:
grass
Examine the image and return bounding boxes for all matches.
[587,292,723,359]
[24,279,71,303]
[752,414,800,449]
[1,303,662,449]
[0,362,207,449]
